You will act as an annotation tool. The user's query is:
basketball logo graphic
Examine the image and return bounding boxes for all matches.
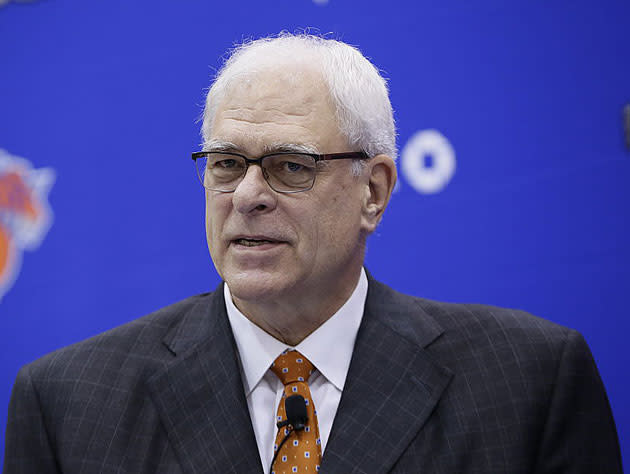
[0,149,55,301]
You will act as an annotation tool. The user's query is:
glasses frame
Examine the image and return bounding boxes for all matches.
[191,150,370,193]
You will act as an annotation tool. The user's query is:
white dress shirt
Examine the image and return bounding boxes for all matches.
[224,268,368,473]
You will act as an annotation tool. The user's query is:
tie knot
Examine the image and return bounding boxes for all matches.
[270,350,315,385]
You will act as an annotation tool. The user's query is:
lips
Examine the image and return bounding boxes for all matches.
[234,238,277,247]
[230,235,287,247]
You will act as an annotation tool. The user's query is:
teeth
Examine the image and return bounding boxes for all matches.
[236,238,273,247]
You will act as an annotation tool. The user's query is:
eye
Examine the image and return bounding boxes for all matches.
[215,158,238,169]
[284,161,304,172]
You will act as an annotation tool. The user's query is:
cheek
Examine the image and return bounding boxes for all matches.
[205,199,224,256]
[316,192,362,251]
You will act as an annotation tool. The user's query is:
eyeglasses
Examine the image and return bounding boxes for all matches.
[191,151,369,193]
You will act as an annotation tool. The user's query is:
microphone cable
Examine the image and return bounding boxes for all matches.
[269,394,308,474]
[269,426,295,471]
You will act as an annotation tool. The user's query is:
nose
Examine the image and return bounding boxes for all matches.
[232,164,278,214]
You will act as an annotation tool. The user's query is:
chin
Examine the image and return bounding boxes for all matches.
[223,267,295,303]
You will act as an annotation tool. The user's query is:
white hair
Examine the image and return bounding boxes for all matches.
[201,33,397,173]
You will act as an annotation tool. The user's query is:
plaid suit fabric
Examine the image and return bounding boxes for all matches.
[4,278,623,473]
[4,293,262,474]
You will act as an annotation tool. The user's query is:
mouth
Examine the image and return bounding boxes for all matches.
[233,238,279,247]
[230,236,287,248]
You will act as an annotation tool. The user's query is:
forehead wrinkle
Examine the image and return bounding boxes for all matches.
[222,105,311,119]
[218,116,325,137]
[214,116,328,145]
[219,108,313,127]
[220,116,313,127]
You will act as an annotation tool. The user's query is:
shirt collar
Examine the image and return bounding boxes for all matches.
[225,268,368,395]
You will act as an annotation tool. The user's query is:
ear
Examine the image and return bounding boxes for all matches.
[361,154,397,234]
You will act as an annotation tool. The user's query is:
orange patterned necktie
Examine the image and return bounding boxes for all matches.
[270,350,322,474]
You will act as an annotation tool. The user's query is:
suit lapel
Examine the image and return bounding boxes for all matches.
[322,278,453,474]
[146,286,263,474]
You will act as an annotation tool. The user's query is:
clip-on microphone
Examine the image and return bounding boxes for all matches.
[269,394,308,472]
[277,394,308,431]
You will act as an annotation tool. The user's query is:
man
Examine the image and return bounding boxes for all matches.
[4,34,622,473]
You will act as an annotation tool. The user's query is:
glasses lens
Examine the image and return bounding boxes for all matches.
[263,154,316,192]
[196,153,246,191]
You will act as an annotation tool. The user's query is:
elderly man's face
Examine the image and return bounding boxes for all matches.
[205,66,370,306]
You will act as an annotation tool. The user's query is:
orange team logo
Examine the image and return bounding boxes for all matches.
[0,149,55,301]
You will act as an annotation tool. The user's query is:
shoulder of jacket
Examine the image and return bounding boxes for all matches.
[21,291,217,379]
[369,277,576,353]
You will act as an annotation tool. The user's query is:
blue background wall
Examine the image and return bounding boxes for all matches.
[1,0,628,469]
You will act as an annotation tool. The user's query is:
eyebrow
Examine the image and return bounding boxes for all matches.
[203,139,320,156]
[202,139,240,153]
[264,142,320,155]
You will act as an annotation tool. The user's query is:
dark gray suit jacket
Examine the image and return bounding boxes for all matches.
[4,278,623,473]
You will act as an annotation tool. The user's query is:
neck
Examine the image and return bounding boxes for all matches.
[232,266,363,346]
